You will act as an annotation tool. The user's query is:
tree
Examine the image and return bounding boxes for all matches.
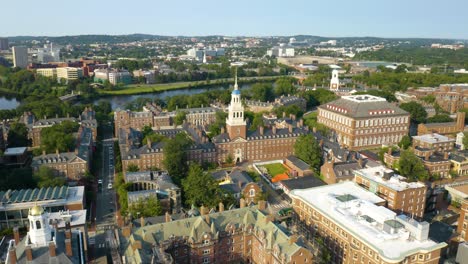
[33,166,66,188]
[398,135,412,150]
[182,164,219,207]
[398,150,429,181]
[174,111,187,126]
[163,133,192,184]
[427,114,453,123]
[127,164,139,172]
[7,122,30,147]
[294,134,322,172]
[142,133,166,145]
[399,102,427,124]
[249,83,274,102]
[274,77,296,96]
[250,112,265,130]
[128,195,162,217]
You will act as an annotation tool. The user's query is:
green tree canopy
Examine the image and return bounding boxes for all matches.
[127,164,139,172]
[7,122,30,147]
[426,114,453,123]
[463,132,468,150]
[399,102,427,124]
[40,121,80,153]
[293,134,322,172]
[398,135,412,150]
[33,166,66,188]
[163,133,192,184]
[182,164,235,208]
[248,83,274,102]
[128,195,162,218]
[174,111,187,125]
[398,150,429,181]
[274,77,296,96]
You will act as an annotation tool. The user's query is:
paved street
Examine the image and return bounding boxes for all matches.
[92,125,117,263]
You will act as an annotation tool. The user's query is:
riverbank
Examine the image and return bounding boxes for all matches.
[97,76,285,96]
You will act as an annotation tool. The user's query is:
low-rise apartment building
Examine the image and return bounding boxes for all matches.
[354,166,427,219]
[290,182,447,264]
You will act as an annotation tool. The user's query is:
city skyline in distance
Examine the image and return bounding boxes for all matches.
[2,0,468,39]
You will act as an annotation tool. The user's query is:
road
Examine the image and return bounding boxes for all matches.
[90,125,117,263]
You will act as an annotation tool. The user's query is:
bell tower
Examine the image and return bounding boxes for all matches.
[28,205,52,246]
[330,69,340,90]
[226,69,246,140]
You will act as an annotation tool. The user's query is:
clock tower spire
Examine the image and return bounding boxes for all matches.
[226,68,246,139]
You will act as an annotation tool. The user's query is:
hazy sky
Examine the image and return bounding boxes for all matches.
[2,0,467,39]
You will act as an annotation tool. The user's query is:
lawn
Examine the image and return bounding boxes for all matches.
[263,163,287,176]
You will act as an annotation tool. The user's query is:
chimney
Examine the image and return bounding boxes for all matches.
[65,222,72,239]
[13,227,20,245]
[165,211,172,222]
[240,198,246,208]
[289,235,298,245]
[283,112,286,118]
[298,119,303,128]
[49,241,56,257]
[312,126,317,133]
[219,202,224,212]
[8,246,17,264]
[288,124,293,133]
[220,127,225,134]
[122,224,132,237]
[387,148,392,155]
[272,126,277,135]
[200,205,207,216]
[444,152,449,160]
[140,216,145,227]
[25,245,33,261]
[258,200,266,211]
[55,149,60,156]
[147,138,151,148]
[358,157,364,168]
[259,126,264,136]
[424,152,430,161]
[65,239,72,257]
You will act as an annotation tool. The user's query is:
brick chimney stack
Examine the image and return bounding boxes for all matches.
[140,216,145,227]
[288,124,293,133]
[165,211,172,222]
[65,239,73,257]
[259,126,264,136]
[240,198,246,208]
[13,226,20,245]
[425,152,430,161]
[8,246,17,264]
[258,200,266,211]
[49,241,56,257]
[25,245,33,261]
[219,202,224,212]
[272,126,277,135]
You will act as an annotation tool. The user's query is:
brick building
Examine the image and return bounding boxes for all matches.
[21,107,97,147]
[119,204,314,264]
[114,103,217,136]
[412,133,455,153]
[458,199,468,242]
[284,155,313,177]
[31,150,89,180]
[211,169,263,204]
[291,182,446,264]
[118,77,310,170]
[317,95,410,150]
[320,158,366,184]
[417,112,465,135]
[354,166,427,219]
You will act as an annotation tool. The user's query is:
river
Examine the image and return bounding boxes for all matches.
[0,96,20,110]
[92,83,252,110]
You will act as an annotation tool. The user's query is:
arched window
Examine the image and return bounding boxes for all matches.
[36,220,41,229]
[249,189,255,197]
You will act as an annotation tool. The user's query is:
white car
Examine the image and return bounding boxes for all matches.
[107,183,113,189]
[98,179,103,184]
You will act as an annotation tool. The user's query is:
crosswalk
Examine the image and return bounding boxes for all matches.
[271,202,290,209]
[88,231,96,245]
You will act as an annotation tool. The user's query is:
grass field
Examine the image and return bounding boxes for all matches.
[263,163,287,176]
[98,76,285,96]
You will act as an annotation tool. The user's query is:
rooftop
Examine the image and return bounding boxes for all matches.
[355,166,426,191]
[286,155,310,171]
[3,147,27,156]
[319,96,408,118]
[413,133,455,144]
[279,176,326,191]
[290,182,445,262]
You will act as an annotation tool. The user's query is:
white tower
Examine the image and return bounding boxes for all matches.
[28,205,52,246]
[330,69,340,90]
[226,69,246,140]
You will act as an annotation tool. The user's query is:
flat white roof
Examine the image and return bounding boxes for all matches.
[355,166,426,191]
[413,133,455,144]
[49,209,87,228]
[290,182,445,262]
[341,95,387,103]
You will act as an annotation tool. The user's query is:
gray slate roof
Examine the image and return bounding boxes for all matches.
[319,96,408,118]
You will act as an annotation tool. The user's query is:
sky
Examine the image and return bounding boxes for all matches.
[2,0,468,39]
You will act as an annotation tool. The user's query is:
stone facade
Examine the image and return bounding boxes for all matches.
[317,95,410,150]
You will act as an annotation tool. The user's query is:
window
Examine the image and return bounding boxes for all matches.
[203,258,210,263]
[203,249,210,255]
[203,240,210,245]
[249,189,255,197]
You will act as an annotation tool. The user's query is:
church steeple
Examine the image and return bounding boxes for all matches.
[226,68,246,139]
